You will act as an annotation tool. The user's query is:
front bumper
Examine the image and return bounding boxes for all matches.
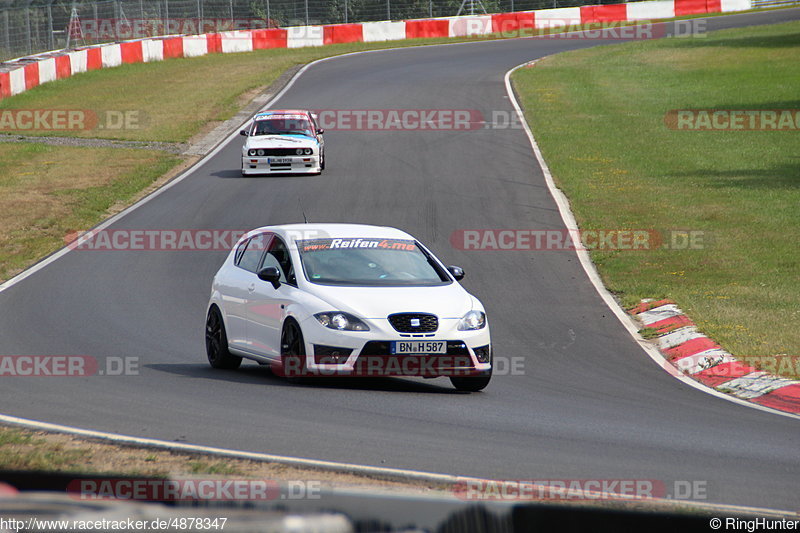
[242,155,320,175]
[290,316,492,377]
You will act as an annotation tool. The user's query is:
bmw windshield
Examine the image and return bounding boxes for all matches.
[252,116,314,137]
[296,238,451,286]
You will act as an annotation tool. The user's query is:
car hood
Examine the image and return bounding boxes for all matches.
[304,282,478,320]
[246,135,317,148]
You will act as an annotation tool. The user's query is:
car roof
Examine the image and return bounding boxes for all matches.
[246,223,415,247]
[254,110,312,119]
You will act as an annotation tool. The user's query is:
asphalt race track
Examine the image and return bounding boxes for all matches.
[1,8,798,512]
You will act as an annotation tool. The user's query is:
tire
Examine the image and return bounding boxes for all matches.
[205,306,242,369]
[320,150,325,170]
[281,319,307,380]
[450,371,491,392]
[450,349,492,391]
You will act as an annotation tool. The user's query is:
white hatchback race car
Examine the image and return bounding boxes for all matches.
[240,110,325,176]
[205,224,492,391]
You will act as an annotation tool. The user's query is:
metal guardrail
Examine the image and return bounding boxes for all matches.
[0,0,616,62]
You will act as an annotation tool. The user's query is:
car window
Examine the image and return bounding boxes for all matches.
[252,117,313,137]
[234,239,248,265]
[263,237,296,286]
[235,234,271,273]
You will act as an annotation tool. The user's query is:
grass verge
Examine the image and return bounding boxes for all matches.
[0,142,180,282]
[512,21,800,378]
[0,425,443,491]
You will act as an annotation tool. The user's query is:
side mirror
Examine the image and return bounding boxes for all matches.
[447,265,465,281]
[257,266,281,288]
[316,128,324,135]
[239,130,249,136]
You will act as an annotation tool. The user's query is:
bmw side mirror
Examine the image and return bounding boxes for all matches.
[240,130,249,136]
[316,128,324,135]
[447,266,465,281]
[257,266,281,288]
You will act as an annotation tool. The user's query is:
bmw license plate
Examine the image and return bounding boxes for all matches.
[391,341,446,355]
[268,157,293,164]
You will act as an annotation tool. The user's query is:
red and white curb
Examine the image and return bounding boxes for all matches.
[630,299,800,414]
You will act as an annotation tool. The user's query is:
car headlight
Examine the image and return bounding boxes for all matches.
[258,149,266,156]
[457,310,486,331]
[248,149,256,156]
[304,148,313,155]
[314,312,370,331]
[296,148,304,155]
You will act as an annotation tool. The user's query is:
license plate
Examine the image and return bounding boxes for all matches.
[268,157,292,164]
[391,341,447,355]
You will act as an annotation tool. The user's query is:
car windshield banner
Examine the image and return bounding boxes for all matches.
[297,238,418,252]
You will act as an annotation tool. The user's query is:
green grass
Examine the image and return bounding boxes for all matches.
[513,21,800,377]
[188,461,243,475]
[0,428,90,471]
[0,142,179,282]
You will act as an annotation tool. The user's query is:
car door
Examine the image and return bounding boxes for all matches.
[310,113,324,151]
[222,233,270,351]
[246,236,299,359]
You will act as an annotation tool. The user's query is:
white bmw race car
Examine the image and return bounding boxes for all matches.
[240,110,325,176]
[205,224,492,391]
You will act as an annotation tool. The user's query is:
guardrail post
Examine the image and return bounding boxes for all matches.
[25,6,32,55]
[47,2,54,50]
[2,11,10,54]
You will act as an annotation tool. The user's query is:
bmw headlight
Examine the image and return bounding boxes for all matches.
[304,148,313,155]
[457,310,486,331]
[257,149,265,156]
[314,312,370,331]
[296,148,304,155]
[248,149,256,156]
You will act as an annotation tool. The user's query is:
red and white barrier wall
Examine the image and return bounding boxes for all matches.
[0,0,754,101]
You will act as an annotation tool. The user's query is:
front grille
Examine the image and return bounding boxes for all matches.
[388,313,438,333]
[263,148,301,156]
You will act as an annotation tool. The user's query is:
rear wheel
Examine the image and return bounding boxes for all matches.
[281,320,307,380]
[205,306,242,369]
[320,149,325,170]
